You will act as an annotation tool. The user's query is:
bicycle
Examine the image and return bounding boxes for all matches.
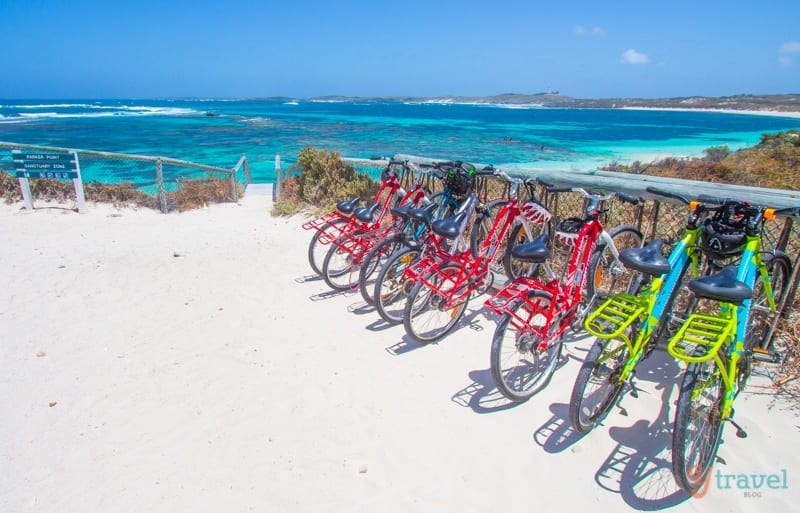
[485,183,641,400]
[371,162,479,324]
[356,163,464,305]
[402,169,565,344]
[667,200,794,494]
[570,191,792,441]
[303,157,410,276]
[319,160,431,291]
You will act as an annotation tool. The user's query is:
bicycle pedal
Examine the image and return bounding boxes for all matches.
[751,347,781,364]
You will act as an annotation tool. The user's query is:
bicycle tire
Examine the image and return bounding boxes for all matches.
[321,231,365,291]
[374,247,421,324]
[358,234,404,305]
[307,217,348,275]
[672,360,725,495]
[569,336,630,433]
[490,290,562,401]
[503,221,548,281]
[403,263,469,343]
[586,225,643,302]
[746,251,791,351]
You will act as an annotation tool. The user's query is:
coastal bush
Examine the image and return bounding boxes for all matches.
[272,147,378,216]
[169,177,243,212]
[0,171,241,211]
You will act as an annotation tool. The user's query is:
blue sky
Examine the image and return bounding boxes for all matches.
[1,0,799,99]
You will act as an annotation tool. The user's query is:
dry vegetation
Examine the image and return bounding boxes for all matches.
[0,172,241,212]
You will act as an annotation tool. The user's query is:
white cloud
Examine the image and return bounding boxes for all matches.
[574,25,605,36]
[779,41,800,66]
[620,49,650,65]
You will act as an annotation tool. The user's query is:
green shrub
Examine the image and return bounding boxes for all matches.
[272,147,379,216]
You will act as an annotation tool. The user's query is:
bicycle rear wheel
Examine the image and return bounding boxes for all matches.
[322,231,364,291]
[672,360,725,495]
[490,290,561,401]
[569,336,630,433]
[374,247,420,324]
[308,218,347,275]
[587,225,643,302]
[358,235,403,305]
[403,263,469,343]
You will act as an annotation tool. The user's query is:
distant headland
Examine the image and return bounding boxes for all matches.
[299,92,800,114]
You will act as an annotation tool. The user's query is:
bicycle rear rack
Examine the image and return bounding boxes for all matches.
[484,277,540,316]
[584,294,646,340]
[667,312,733,364]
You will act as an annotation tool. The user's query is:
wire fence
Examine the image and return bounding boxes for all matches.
[0,141,253,213]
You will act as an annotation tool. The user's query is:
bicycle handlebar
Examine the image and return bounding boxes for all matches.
[645,186,690,205]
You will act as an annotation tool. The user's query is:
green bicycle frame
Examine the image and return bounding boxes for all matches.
[585,226,702,383]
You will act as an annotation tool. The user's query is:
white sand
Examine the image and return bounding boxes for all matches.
[1,195,797,512]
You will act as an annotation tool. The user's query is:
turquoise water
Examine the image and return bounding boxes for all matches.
[1,99,798,185]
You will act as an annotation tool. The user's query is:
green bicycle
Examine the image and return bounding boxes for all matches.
[570,188,711,435]
[570,189,793,439]
[668,199,795,494]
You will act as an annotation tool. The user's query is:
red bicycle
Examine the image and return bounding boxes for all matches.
[402,168,554,343]
[303,158,411,277]
[484,183,642,401]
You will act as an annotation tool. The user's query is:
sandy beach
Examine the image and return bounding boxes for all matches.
[1,194,797,513]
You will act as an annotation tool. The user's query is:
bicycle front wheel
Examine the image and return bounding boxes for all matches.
[587,225,643,302]
[403,263,469,343]
[374,247,420,324]
[672,360,725,495]
[569,336,630,433]
[746,251,791,351]
[490,290,561,401]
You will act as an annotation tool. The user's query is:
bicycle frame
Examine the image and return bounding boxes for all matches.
[404,193,522,308]
[301,169,405,244]
[666,232,776,420]
[585,227,702,383]
[486,212,605,346]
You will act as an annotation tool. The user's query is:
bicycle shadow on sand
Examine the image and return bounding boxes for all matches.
[385,306,488,356]
[453,344,578,415]
[591,351,692,510]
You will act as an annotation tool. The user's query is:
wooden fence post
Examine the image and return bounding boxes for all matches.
[274,154,282,201]
[156,158,167,213]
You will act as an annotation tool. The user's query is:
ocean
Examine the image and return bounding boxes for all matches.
[1,99,798,186]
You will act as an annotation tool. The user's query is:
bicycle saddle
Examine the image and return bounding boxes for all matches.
[336,197,361,215]
[619,239,671,277]
[510,233,550,263]
[688,265,752,304]
[407,203,438,224]
[354,202,380,223]
[390,203,413,221]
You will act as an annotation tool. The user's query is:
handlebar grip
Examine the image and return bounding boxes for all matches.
[475,166,496,176]
[697,194,726,205]
[536,177,555,188]
[546,186,573,193]
[616,192,639,205]
[370,156,387,161]
[645,186,689,205]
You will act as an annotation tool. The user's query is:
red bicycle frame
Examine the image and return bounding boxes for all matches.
[484,210,604,349]
[405,173,552,310]
[301,171,404,245]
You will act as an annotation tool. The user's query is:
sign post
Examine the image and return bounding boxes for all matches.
[12,150,87,213]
